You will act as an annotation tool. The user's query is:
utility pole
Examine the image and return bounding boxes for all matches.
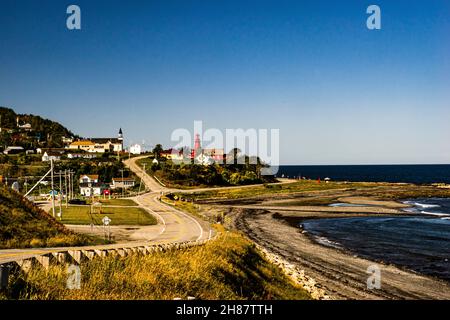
[65,170,68,208]
[50,159,56,218]
[120,169,125,197]
[58,170,62,220]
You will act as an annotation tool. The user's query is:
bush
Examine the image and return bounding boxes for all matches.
[30,238,44,248]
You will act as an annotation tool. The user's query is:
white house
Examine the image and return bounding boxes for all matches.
[67,153,97,159]
[80,184,103,197]
[111,177,135,189]
[3,146,24,155]
[195,153,214,166]
[42,152,61,162]
[129,144,142,155]
[79,174,103,197]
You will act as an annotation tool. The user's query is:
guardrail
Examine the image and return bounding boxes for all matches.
[0,237,213,290]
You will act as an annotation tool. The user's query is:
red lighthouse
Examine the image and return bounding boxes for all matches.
[191,134,202,159]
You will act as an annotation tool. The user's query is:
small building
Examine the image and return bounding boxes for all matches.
[62,136,74,144]
[18,123,32,131]
[68,140,96,152]
[79,175,104,197]
[80,183,104,197]
[161,149,184,161]
[79,174,99,185]
[3,146,25,155]
[129,144,142,155]
[111,177,135,189]
[67,153,98,159]
[195,153,215,166]
[42,152,61,162]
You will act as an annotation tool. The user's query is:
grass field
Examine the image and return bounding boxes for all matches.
[1,227,311,300]
[56,206,157,226]
[87,198,138,206]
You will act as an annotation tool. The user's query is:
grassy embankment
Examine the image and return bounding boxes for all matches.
[176,180,450,202]
[1,226,311,300]
[51,199,157,226]
[176,180,380,201]
[0,185,104,249]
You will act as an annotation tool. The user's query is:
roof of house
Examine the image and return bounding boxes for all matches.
[5,146,24,150]
[70,140,95,146]
[43,152,62,157]
[80,174,99,180]
[90,138,122,144]
[113,177,135,182]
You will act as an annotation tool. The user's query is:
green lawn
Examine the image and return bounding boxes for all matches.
[87,198,138,206]
[56,206,157,226]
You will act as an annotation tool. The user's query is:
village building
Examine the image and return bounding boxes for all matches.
[67,153,98,159]
[62,136,74,144]
[16,117,32,131]
[111,177,135,189]
[129,144,142,155]
[67,129,124,153]
[79,174,105,197]
[68,140,96,152]
[190,134,225,164]
[3,146,25,155]
[42,152,61,162]
[161,149,184,161]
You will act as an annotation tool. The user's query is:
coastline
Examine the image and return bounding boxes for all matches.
[236,208,450,299]
[211,184,450,299]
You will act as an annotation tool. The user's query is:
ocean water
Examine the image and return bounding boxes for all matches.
[277,164,450,184]
[302,198,450,281]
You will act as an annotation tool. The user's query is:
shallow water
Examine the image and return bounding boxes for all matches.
[302,199,450,281]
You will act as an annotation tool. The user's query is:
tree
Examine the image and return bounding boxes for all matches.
[152,144,163,159]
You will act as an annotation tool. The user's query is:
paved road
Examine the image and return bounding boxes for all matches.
[0,158,210,265]
[0,156,295,264]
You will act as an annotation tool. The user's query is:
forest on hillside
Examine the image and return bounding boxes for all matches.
[0,107,77,149]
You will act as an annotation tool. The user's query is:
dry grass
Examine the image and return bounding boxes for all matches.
[0,185,102,249]
[3,227,311,300]
[179,180,379,201]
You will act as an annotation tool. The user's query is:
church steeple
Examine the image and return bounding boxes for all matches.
[118,128,123,141]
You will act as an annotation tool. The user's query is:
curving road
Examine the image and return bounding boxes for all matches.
[0,155,293,265]
[0,157,211,265]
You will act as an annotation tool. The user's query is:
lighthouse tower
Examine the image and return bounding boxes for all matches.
[192,133,202,158]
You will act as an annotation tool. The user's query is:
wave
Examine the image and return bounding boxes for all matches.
[420,211,450,217]
[403,201,441,209]
[312,235,343,249]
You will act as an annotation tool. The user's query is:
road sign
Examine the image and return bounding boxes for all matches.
[102,216,111,226]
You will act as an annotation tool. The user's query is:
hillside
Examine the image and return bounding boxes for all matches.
[0,106,77,149]
[0,185,97,249]
[2,227,311,300]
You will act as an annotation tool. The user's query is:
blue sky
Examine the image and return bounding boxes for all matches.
[0,0,449,164]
